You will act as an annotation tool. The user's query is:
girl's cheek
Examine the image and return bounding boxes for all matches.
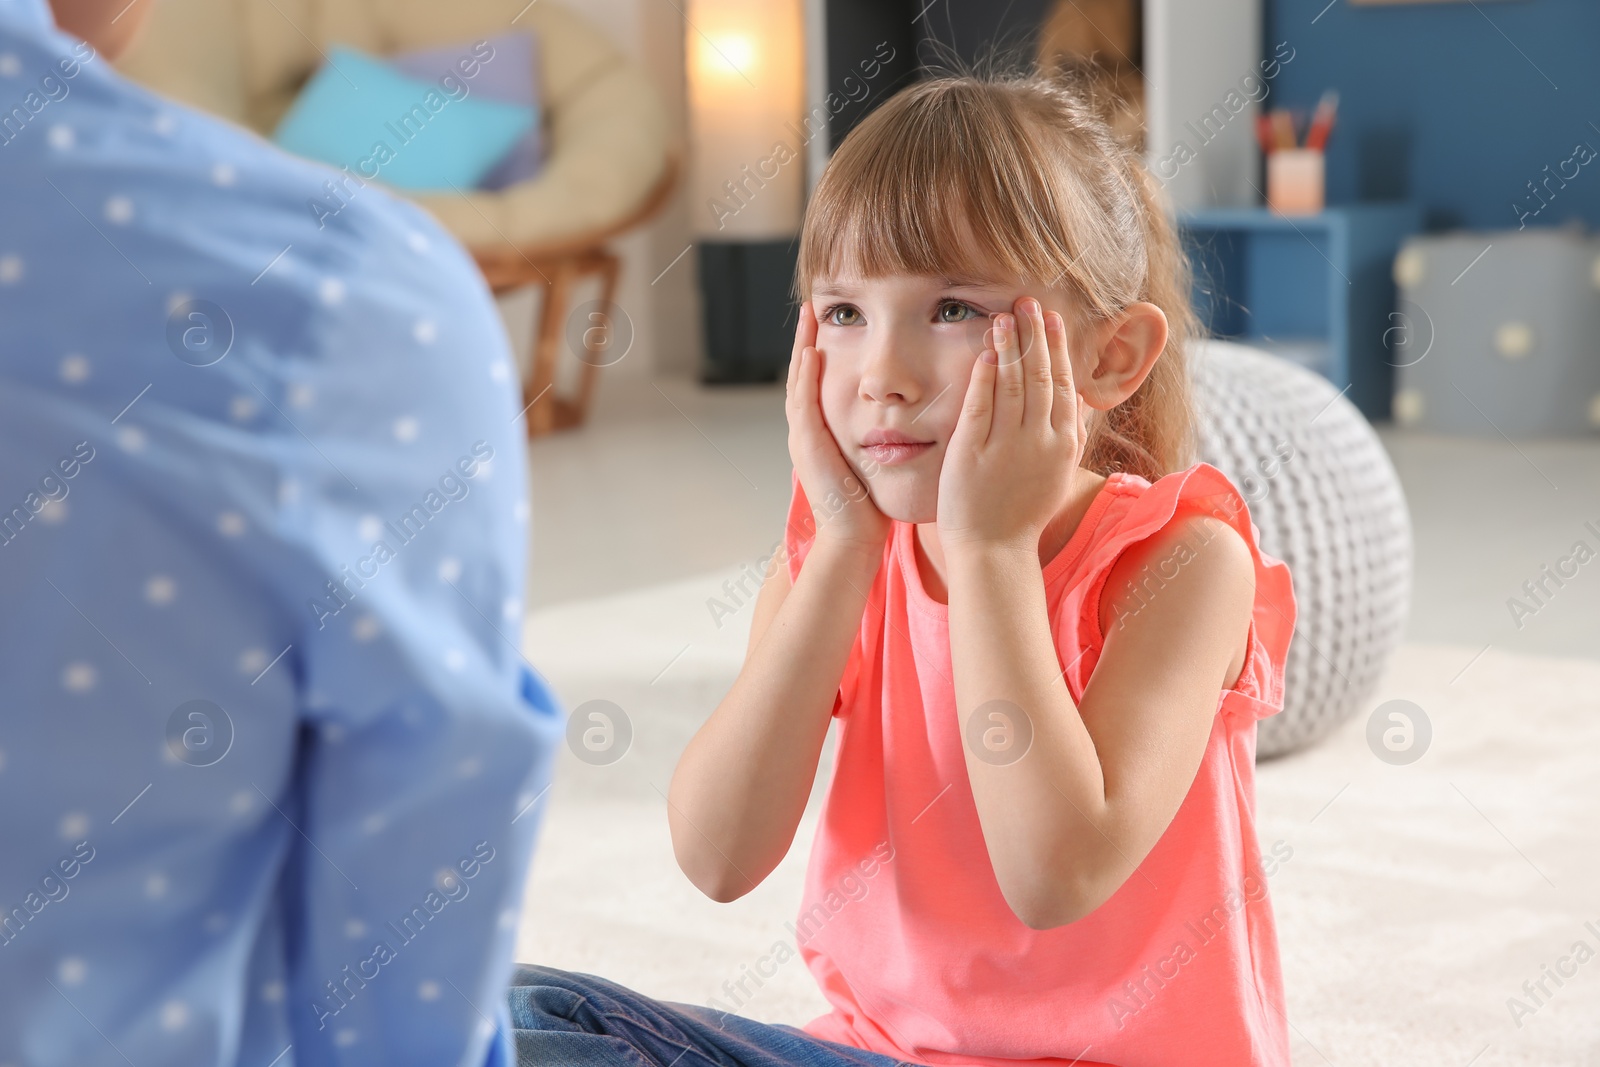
[932,349,978,426]
[818,372,852,432]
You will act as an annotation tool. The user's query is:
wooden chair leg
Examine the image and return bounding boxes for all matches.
[572,250,622,426]
[525,259,574,438]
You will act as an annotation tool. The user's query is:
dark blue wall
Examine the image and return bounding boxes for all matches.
[1263,0,1600,232]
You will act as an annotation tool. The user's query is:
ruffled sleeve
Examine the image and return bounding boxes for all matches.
[1073,463,1296,724]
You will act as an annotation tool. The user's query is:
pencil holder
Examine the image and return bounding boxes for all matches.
[1267,148,1325,215]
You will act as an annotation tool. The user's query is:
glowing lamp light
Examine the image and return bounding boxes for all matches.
[686,0,805,240]
[698,34,757,81]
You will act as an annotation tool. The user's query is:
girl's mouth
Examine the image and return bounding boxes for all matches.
[864,435,934,467]
[862,441,934,466]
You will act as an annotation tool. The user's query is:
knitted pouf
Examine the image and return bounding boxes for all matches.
[1187,339,1413,759]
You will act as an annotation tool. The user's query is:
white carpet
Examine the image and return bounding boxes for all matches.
[517,564,1600,1066]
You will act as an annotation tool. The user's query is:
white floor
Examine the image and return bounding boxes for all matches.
[523,368,1600,661]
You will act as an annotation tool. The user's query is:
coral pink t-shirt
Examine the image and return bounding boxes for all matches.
[782,463,1296,1067]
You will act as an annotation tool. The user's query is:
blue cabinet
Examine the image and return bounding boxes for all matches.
[1177,204,1423,421]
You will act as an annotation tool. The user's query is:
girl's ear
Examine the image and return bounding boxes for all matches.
[1079,302,1169,410]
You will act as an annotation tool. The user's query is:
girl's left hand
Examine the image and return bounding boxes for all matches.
[936,296,1089,554]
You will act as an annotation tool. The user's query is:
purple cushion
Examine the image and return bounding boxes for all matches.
[390,32,544,190]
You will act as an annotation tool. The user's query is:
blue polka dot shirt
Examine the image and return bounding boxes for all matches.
[0,3,563,1064]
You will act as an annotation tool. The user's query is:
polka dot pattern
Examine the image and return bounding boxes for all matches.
[61,662,96,693]
[159,999,188,1031]
[116,426,146,452]
[0,25,546,1064]
[59,354,90,383]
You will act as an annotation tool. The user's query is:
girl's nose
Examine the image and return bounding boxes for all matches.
[858,339,921,405]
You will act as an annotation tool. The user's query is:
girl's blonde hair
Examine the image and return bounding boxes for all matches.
[794,68,1196,481]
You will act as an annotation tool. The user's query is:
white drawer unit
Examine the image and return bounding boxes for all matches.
[1391,225,1600,437]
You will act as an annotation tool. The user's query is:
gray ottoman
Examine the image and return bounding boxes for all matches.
[1189,339,1413,759]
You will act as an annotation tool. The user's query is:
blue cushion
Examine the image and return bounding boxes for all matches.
[389,32,546,191]
[271,45,536,192]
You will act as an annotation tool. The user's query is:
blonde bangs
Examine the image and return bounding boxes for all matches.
[796,81,1100,312]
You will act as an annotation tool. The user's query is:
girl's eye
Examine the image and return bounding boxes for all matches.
[937,300,977,323]
[822,304,862,327]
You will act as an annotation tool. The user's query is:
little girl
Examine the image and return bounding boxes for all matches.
[508,68,1295,1067]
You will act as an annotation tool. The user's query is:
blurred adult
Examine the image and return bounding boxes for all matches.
[0,1,561,1064]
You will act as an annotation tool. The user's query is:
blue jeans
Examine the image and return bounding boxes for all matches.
[506,965,916,1067]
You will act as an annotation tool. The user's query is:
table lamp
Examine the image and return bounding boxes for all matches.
[687,0,807,383]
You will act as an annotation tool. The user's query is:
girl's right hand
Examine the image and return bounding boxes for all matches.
[785,301,891,552]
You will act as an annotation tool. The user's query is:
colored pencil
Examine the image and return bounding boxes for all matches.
[1271,109,1296,150]
[1256,113,1276,154]
[1306,90,1339,151]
